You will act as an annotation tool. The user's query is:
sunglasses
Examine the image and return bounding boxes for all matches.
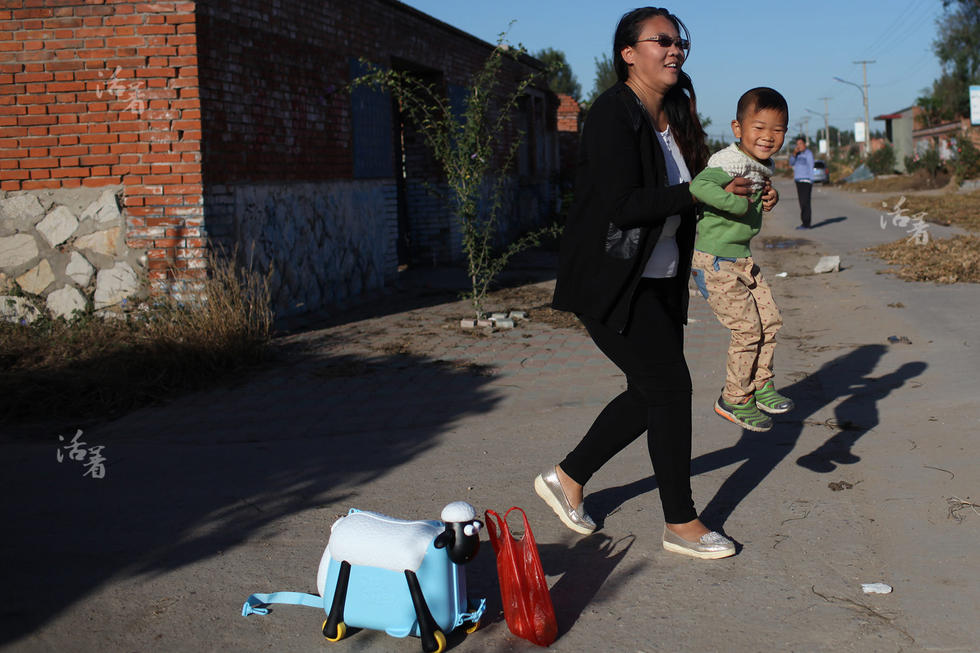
[636,34,690,50]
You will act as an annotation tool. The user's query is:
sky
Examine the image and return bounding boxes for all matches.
[400,0,948,145]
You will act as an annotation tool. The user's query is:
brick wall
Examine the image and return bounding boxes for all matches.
[1,0,204,289]
[193,0,557,289]
[3,0,558,317]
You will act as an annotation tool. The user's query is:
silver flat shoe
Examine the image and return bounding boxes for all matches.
[534,466,596,534]
[662,526,735,559]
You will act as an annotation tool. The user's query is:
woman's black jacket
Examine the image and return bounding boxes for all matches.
[552,82,698,333]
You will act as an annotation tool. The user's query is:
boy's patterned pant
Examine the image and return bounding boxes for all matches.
[691,250,782,404]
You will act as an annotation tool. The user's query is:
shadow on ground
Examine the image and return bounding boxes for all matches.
[584,344,926,531]
[809,216,848,229]
[0,349,502,647]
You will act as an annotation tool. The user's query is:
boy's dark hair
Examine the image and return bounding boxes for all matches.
[736,87,788,123]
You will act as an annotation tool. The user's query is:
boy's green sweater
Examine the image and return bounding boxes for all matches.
[690,167,764,258]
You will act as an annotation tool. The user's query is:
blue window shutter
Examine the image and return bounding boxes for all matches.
[349,58,395,179]
[448,84,467,123]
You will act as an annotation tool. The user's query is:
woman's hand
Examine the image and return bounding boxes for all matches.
[724,176,753,197]
[762,181,778,212]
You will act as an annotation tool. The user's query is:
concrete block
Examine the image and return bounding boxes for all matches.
[94,262,140,309]
[75,227,121,258]
[0,234,39,269]
[47,285,87,320]
[16,259,55,295]
[37,206,79,247]
[80,189,121,224]
[0,295,41,325]
[66,252,95,287]
[0,195,45,225]
[813,255,841,274]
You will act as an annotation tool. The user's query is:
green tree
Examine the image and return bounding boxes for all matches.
[352,40,561,320]
[919,0,980,120]
[917,72,971,124]
[586,52,618,105]
[534,47,581,101]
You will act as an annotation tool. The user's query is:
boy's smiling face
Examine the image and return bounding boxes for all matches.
[731,106,787,163]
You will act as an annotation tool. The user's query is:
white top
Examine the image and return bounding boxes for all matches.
[643,126,691,278]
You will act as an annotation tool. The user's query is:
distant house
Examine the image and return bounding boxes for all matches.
[875,106,918,172]
[877,105,980,172]
[555,93,580,208]
[1,0,559,320]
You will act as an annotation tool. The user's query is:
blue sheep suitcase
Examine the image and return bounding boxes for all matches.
[242,504,485,653]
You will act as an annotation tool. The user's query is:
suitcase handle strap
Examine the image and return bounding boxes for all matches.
[452,597,487,630]
[241,591,324,616]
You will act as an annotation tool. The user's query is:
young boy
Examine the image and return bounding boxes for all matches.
[689,87,795,432]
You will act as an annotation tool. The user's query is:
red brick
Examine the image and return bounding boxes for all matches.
[104,36,144,48]
[82,176,121,187]
[79,133,118,144]
[14,71,52,83]
[162,184,200,195]
[50,167,88,178]
[50,145,87,156]
[79,154,116,166]
[142,173,180,184]
[135,24,175,36]
[22,180,61,190]
[104,15,143,26]
[20,156,57,168]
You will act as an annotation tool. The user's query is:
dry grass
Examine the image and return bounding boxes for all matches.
[866,186,980,283]
[871,189,980,232]
[0,253,274,422]
[844,169,952,192]
[868,235,980,283]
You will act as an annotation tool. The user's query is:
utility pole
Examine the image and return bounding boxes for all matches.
[819,96,832,160]
[806,103,832,159]
[834,63,874,159]
[853,60,875,157]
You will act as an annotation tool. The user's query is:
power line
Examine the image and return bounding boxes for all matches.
[862,0,922,56]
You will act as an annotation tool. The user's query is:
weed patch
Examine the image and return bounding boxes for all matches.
[0,255,274,423]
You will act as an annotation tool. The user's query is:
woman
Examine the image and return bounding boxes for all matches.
[537,7,775,559]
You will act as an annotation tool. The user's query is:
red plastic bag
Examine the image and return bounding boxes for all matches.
[484,507,558,646]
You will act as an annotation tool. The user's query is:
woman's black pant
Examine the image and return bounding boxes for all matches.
[560,277,697,524]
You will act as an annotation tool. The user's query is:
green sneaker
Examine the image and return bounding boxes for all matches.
[715,395,773,431]
[755,380,795,414]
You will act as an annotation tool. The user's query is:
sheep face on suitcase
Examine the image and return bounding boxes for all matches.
[316,501,484,653]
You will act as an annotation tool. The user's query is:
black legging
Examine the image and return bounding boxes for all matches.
[560,277,697,524]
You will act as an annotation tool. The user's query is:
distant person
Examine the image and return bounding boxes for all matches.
[689,87,796,433]
[539,7,776,560]
[789,137,814,229]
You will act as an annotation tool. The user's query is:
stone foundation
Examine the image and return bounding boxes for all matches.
[232,179,399,318]
[0,187,144,323]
